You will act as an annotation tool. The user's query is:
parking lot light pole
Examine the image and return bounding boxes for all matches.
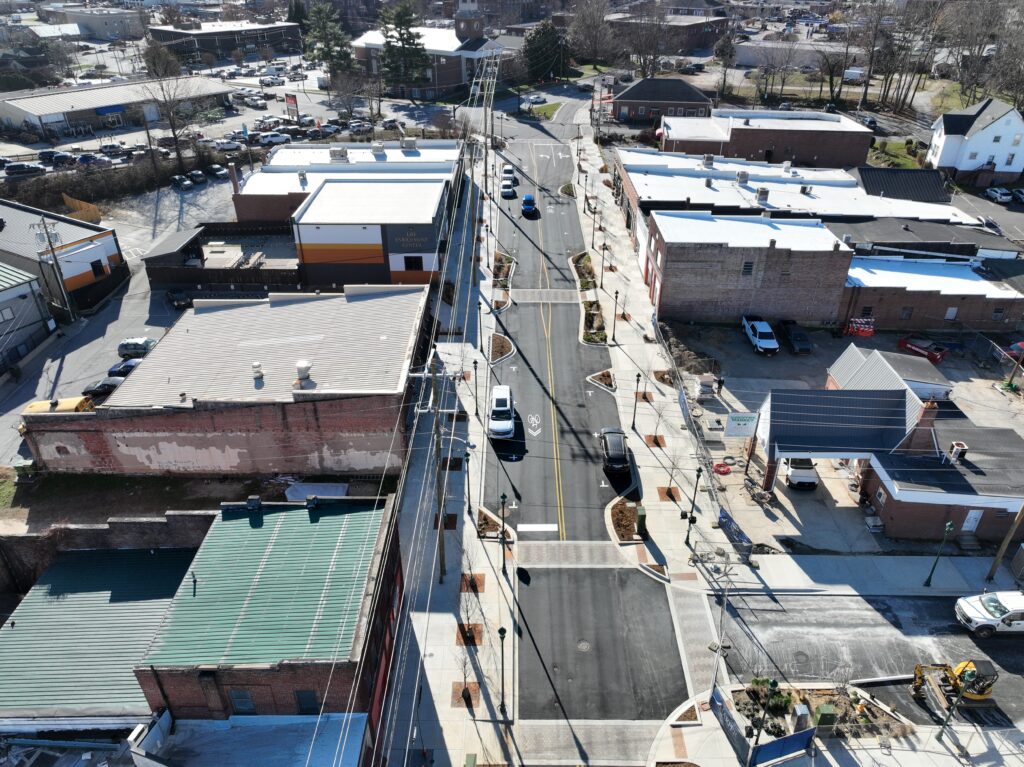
[500,493,508,576]
[684,466,703,521]
[498,626,507,718]
[631,372,641,431]
[924,520,956,587]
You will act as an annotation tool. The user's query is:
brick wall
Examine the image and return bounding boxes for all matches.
[613,99,710,123]
[233,191,311,223]
[861,469,1024,542]
[22,394,408,476]
[653,238,852,323]
[839,285,1024,331]
[663,126,871,167]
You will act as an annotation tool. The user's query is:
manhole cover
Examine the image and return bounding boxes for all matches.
[577,639,591,652]
[793,651,810,665]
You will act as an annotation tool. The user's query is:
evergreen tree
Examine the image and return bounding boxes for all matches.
[379,1,431,88]
[304,0,351,74]
[522,20,569,82]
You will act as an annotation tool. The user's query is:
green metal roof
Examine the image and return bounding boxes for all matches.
[143,500,387,667]
[0,262,36,291]
[0,549,194,718]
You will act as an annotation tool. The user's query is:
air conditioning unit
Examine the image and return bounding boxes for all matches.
[371,141,385,154]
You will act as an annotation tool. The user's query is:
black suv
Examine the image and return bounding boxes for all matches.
[599,427,630,473]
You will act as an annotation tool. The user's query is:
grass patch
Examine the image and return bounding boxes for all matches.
[868,139,921,169]
[559,182,576,197]
[571,63,604,78]
[533,102,562,120]
[930,80,962,112]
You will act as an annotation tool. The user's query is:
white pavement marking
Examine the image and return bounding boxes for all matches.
[517,523,560,532]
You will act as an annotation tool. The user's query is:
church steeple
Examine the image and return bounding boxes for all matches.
[454,0,484,42]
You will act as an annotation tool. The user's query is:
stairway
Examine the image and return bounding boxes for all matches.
[956,532,982,552]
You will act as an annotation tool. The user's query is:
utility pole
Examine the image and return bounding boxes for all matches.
[33,217,75,322]
[431,354,446,583]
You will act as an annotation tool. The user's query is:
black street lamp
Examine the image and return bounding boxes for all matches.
[478,301,484,354]
[631,372,641,431]
[599,243,606,290]
[465,451,472,517]
[612,290,619,343]
[685,512,697,547]
[473,359,479,417]
[498,626,507,718]
[500,492,508,576]
[683,466,703,520]
[924,520,956,587]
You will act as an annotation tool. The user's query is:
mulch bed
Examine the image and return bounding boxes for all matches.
[490,334,512,361]
[647,563,667,575]
[582,300,607,343]
[658,486,681,502]
[456,623,483,646]
[645,435,666,447]
[611,498,636,541]
[477,509,499,536]
[572,253,597,290]
[493,253,513,289]
[593,369,614,388]
[460,573,485,593]
[677,705,697,722]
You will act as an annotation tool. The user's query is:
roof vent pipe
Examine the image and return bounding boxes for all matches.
[768,238,776,249]
[783,160,792,172]
[296,359,312,380]
[756,187,769,204]
[704,177,712,188]
[703,154,714,168]
[843,233,853,244]
[737,170,749,184]
[252,361,264,379]
[949,441,969,463]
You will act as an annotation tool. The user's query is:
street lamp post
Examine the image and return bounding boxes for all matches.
[631,372,641,431]
[612,290,619,343]
[685,511,698,547]
[498,626,507,718]
[500,492,508,576]
[683,466,703,521]
[750,678,779,751]
[599,243,606,290]
[479,301,484,354]
[465,451,472,517]
[923,520,956,587]
[473,359,479,417]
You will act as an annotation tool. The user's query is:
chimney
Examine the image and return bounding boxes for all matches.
[832,240,840,251]
[702,154,714,168]
[737,170,749,184]
[843,233,853,245]
[768,238,776,249]
[756,187,769,204]
[298,170,307,187]
[906,400,939,451]
[743,118,750,126]
[704,177,713,188]
[227,162,239,194]
[800,184,812,195]
[246,495,261,511]
[294,359,312,388]
[783,160,792,172]
[948,440,969,463]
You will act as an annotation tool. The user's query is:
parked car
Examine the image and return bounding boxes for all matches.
[82,377,124,399]
[305,128,323,140]
[259,132,291,145]
[206,164,229,179]
[381,117,403,130]
[194,137,217,148]
[778,101,793,111]
[51,151,76,167]
[4,162,45,177]
[321,124,342,135]
[521,193,536,216]
[778,319,812,354]
[260,75,285,86]
[156,135,178,148]
[117,337,157,359]
[107,358,142,377]
[824,102,837,113]
[245,132,265,145]
[187,169,208,185]
[487,385,516,439]
[98,142,125,156]
[245,97,268,109]
[528,94,546,104]
[167,288,193,309]
[76,153,110,168]
[349,122,372,135]
[170,174,194,191]
[577,81,595,91]
[214,139,242,151]
[956,591,1024,638]
[782,458,819,489]
[985,187,1013,204]
[501,163,516,184]
[287,72,307,81]
[500,179,515,198]
[742,315,779,355]
[599,427,630,473]
[1012,189,1024,204]
[861,115,878,130]
[897,336,948,363]
[0,157,8,169]
[37,149,59,163]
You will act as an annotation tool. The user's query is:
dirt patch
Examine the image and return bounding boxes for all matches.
[592,369,614,389]
[493,253,514,290]
[572,252,597,290]
[647,563,667,575]
[645,435,667,447]
[490,333,512,361]
[800,689,912,739]
[655,370,675,386]
[477,509,499,536]
[657,486,681,502]
[659,321,720,375]
[677,705,697,722]
[582,300,607,344]
[611,498,636,541]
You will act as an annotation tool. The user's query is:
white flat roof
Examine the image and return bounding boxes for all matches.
[264,142,460,168]
[846,257,1024,299]
[354,26,499,54]
[663,109,871,140]
[652,212,849,250]
[617,149,976,224]
[151,20,297,32]
[294,178,446,225]
[240,170,452,196]
[2,77,232,118]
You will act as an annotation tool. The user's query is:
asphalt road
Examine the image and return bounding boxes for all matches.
[715,592,1024,729]
[483,121,621,541]
[517,568,687,720]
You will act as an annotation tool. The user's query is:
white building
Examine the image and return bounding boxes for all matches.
[926,98,1024,185]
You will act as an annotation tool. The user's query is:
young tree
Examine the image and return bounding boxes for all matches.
[304,0,352,77]
[259,45,275,63]
[522,19,569,82]
[42,39,74,77]
[380,1,431,89]
[626,9,664,79]
[200,51,217,70]
[230,48,245,67]
[714,33,735,96]
[140,75,204,172]
[331,69,369,117]
[143,41,182,78]
[159,4,185,26]
[569,0,615,64]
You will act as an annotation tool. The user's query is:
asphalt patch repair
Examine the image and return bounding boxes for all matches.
[517,567,686,720]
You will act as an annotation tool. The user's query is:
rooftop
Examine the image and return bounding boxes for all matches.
[613,77,712,104]
[765,389,912,454]
[1,76,233,118]
[0,261,38,291]
[616,149,978,224]
[938,97,1019,138]
[0,197,111,262]
[663,109,870,140]
[825,218,1016,254]
[605,12,715,27]
[142,498,389,666]
[650,211,848,250]
[294,178,446,225]
[25,22,82,37]
[848,167,951,204]
[829,344,951,390]
[0,549,193,720]
[353,26,500,54]
[846,257,1024,299]
[150,20,298,33]
[101,288,428,408]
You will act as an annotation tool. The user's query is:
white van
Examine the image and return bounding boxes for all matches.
[956,591,1024,638]
[487,385,515,439]
[782,458,819,489]
[262,64,287,76]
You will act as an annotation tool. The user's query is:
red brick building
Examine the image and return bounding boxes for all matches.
[610,77,715,124]
[661,109,872,167]
[21,288,430,476]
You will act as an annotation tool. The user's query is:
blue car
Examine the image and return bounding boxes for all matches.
[521,193,536,216]
[107,358,142,377]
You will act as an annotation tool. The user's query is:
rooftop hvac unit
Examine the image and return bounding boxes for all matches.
[296,359,312,380]
[702,154,714,168]
[328,146,349,162]
[756,187,769,204]
[401,137,417,150]
[782,160,792,172]
[736,170,749,184]
[371,141,386,154]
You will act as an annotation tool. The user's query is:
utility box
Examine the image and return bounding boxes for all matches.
[814,703,837,738]
[791,703,810,732]
[1012,543,1024,579]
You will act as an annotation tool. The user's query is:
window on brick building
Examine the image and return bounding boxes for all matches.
[860,305,873,318]
[899,306,913,320]
[228,689,256,714]
[404,255,424,271]
[993,306,1006,320]
[295,690,319,714]
[741,261,753,276]
[874,487,886,507]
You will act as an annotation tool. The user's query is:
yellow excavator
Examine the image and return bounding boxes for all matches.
[912,660,999,709]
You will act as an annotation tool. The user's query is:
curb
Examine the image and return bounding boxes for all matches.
[585,369,616,395]
[487,333,516,367]
[568,254,609,347]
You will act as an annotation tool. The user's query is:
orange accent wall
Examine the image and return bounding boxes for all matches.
[298,244,385,265]
[391,270,435,285]
[64,270,99,291]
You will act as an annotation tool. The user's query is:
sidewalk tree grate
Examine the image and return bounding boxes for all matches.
[451,681,480,708]
[636,391,654,402]
[460,573,485,593]
[456,623,483,646]
[645,435,667,448]
[658,487,682,502]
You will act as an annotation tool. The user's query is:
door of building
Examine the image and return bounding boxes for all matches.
[962,509,984,532]
[944,306,959,321]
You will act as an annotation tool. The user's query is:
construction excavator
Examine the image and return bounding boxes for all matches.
[911,660,999,710]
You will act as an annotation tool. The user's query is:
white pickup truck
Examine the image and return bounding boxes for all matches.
[742,315,780,355]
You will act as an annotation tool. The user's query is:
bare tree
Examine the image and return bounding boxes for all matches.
[330,69,369,117]
[230,48,245,68]
[993,25,1024,110]
[626,8,665,79]
[759,38,799,102]
[652,400,668,442]
[259,45,275,64]
[200,51,217,70]
[140,74,206,172]
[158,4,185,26]
[569,0,616,64]
[939,0,1004,107]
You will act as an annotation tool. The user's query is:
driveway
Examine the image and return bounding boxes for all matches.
[951,190,1024,242]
